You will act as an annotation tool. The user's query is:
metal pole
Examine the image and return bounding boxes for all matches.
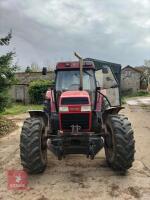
[74,52,83,90]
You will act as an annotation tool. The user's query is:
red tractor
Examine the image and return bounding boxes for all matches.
[20,53,135,174]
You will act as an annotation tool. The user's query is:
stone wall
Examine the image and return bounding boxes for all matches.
[121,67,141,93]
[9,71,54,103]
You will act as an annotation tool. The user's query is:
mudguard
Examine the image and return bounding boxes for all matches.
[28,110,49,126]
[102,106,124,120]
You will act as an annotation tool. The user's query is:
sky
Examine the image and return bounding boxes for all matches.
[0,0,150,69]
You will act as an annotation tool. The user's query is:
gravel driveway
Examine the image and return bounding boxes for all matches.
[0,103,150,200]
[126,97,150,106]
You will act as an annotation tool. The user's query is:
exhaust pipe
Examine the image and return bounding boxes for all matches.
[74,52,83,90]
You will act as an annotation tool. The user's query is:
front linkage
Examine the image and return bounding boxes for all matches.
[47,130,104,160]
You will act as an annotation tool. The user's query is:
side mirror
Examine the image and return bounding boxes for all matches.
[42,67,47,75]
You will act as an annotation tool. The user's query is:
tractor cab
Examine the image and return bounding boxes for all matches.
[55,59,120,111]
[55,62,95,92]
[55,61,96,109]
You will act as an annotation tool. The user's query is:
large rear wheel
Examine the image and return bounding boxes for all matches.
[104,114,135,172]
[20,117,47,174]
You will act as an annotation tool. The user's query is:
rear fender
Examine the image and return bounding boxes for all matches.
[102,106,124,120]
[29,110,49,126]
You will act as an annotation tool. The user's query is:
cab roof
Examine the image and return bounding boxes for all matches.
[56,61,95,70]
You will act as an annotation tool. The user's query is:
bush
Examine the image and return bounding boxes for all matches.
[28,79,53,104]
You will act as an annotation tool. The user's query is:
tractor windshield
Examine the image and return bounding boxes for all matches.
[56,69,96,108]
[56,69,96,91]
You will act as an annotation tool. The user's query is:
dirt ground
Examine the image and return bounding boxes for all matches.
[0,100,150,200]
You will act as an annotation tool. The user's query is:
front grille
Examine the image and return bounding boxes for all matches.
[61,113,89,130]
[61,97,89,105]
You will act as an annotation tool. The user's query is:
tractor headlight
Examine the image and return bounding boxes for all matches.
[81,105,91,112]
[59,106,69,112]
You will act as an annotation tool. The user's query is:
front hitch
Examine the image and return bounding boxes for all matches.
[47,133,104,160]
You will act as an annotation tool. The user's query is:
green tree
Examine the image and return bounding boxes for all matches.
[144,60,150,87]
[0,31,17,112]
[0,30,12,46]
[25,66,32,73]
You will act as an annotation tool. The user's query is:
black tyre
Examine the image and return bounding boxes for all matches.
[104,114,135,172]
[20,117,47,174]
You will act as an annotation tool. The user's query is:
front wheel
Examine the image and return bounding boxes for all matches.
[20,117,47,174]
[104,114,135,172]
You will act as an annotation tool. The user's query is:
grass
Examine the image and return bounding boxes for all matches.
[121,91,150,104]
[0,103,43,116]
[0,116,17,137]
[124,91,150,98]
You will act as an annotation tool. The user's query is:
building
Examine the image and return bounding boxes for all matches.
[9,71,54,103]
[121,65,142,93]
